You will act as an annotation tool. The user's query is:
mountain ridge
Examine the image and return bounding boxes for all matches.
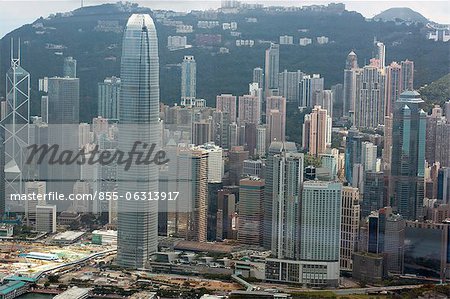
[0,3,448,121]
[373,7,429,23]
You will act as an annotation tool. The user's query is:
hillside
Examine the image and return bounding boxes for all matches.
[420,73,450,112]
[0,3,448,122]
[373,7,429,24]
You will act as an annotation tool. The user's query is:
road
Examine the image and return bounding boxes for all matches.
[333,284,425,295]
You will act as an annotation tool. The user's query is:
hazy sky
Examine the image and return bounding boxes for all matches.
[0,0,449,38]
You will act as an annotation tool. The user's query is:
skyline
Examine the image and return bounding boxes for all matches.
[0,0,449,295]
[1,1,449,39]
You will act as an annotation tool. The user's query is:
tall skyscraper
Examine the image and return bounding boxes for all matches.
[305,105,330,157]
[316,89,333,119]
[256,125,266,156]
[302,114,311,151]
[263,142,297,249]
[362,171,385,217]
[345,127,363,185]
[228,146,249,185]
[117,14,160,268]
[376,42,386,69]
[278,69,303,103]
[331,83,344,120]
[299,74,324,108]
[367,208,405,274]
[383,115,393,171]
[385,60,415,117]
[181,55,196,106]
[401,60,414,91]
[264,43,280,94]
[354,61,385,129]
[445,101,450,122]
[271,151,304,259]
[1,40,30,217]
[343,51,358,117]
[361,141,377,172]
[385,62,402,117]
[340,186,360,271]
[98,76,121,120]
[46,77,80,124]
[437,168,450,202]
[426,106,450,167]
[300,181,341,285]
[63,56,77,78]
[384,213,405,274]
[252,67,264,90]
[192,121,212,145]
[266,96,286,143]
[237,177,265,246]
[177,147,208,242]
[212,110,230,149]
[216,94,237,122]
[391,91,426,220]
[238,95,260,125]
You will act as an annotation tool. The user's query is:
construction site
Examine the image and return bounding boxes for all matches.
[0,240,115,280]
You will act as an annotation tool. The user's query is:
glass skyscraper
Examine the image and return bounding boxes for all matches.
[181,55,196,106]
[391,90,426,220]
[117,14,160,268]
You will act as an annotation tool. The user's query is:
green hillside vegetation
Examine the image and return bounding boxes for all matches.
[0,3,448,122]
[419,73,450,112]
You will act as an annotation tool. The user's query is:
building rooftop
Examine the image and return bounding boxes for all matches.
[53,231,85,241]
[0,281,26,295]
[398,90,424,103]
[54,286,90,299]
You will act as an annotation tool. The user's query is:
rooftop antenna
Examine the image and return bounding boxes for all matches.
[18,38,21,64]
[10,38,21,67]
[10,37,13,65]
[81,0,83,8]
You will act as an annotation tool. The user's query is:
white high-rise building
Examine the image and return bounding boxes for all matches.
[279,35,294,45]
[278,70,303,103]
[198,143,224,183]
[343,51,359,118]
[376,41,386,70]
[300,181,342,263]
[167,35,187,50]
[252,67,264,90]
[354,61,385,129]
[266,180,342,287]
[299,37,312,46]
[256,125,266,156]
[271,151,304,260]
[299,74,324,108]
[362,142,377,172]
[25,181,46,225]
